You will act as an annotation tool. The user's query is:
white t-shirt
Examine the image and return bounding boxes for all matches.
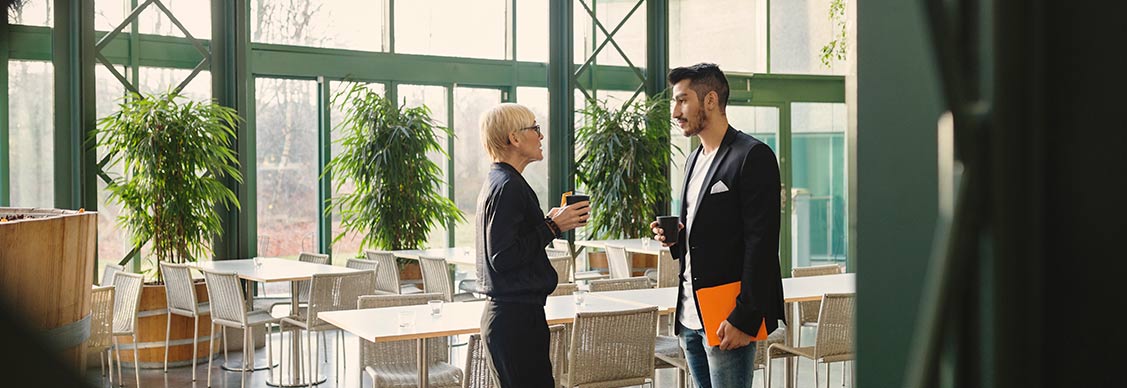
[678,146,719,330]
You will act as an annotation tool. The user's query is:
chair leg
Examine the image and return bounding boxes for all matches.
[223,327,229,365]
[814,360,820,388]
[266,324,275,383]
[114,337,123,387]
[241,327,249,388]
[107,348,115,386]
[192,315,200,381]
[164,313,171,373]
[206,324,215,387]
[132,333,141,388]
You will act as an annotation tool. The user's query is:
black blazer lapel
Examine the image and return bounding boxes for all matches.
[680,147,701,221]
[689,127,738,232]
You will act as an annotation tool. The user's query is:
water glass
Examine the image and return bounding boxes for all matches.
[398,310,416,328]
[574,289,588,306]
[428,300,444,316]
[641,237,652,249]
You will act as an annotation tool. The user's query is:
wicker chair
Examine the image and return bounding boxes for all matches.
[462,334,498,388]
[646,250,679,288]
[792,265,844,334]
[550,283,578,297]
[200,269,280,388]
[159,262,212,380]
[357,293,463,388]
[101,263,124,287]
[419,256,475,302]
[346,258,383,292]
[605,244,632,279]
[563,306,659,387]
[281,270,375,386]
[367,250,420,294]
[255,252,332,311]
[109,271,143,387]
[654,335,690,388]
[88,285,115,384]
[589,276,651,292]
[753,325,789,387]
[549,255,573,284]
[766,293,855,388]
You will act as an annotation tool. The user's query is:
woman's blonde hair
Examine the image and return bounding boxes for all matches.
[480,103,536,160]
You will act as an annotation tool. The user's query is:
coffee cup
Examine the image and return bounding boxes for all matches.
[657,215,680,244]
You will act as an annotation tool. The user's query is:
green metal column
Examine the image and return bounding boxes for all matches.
[548,0,575,198]
[777,102,792,275]
[212,0,255,260]
[52,0,97,211]
[646,0,669,214]
[1,15,9,206]
[317,76,332,255]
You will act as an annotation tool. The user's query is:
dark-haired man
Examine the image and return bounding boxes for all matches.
[651,63,786,387]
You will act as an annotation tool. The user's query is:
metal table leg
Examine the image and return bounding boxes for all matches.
[417,338,429,388]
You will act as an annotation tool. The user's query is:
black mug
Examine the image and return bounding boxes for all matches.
[657,215,680,244]
[565,194,590,222]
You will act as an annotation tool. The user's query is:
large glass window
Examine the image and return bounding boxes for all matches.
[516,87,551,209]
[398,84,450,249]
[95,66,128,275]
[256,78,319,258]
[7,61,54,207]
[670,0,766,73]
[251,0,386,52]
[137,0,211,40]
[6,0,51,26]
[396,0,507,59]
[574,0,647,67]
[452,87,503,248]
[770,0,846,75]
[328,81,386,260]
[138,67,211,101]
[791,102,847,267]
[516,0,549,62]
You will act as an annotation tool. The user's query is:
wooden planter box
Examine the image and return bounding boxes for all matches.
[112,282,218,369]
[0,208,97,374]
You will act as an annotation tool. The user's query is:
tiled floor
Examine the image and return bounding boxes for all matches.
[84,326,851,388]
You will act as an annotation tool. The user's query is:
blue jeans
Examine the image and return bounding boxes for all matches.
[679,328,757,388]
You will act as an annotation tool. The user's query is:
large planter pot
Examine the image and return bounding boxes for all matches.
[113,282,219,368]
[0,208,97,374]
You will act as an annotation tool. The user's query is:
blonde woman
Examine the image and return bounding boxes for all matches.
[474,103,589,387]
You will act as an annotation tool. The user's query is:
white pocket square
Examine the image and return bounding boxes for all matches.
[709,181,730,194]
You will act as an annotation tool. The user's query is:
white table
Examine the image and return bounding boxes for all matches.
[574,238,668,255]
[320,294,653,387]
[391,247,477,267]
[195,258,360,387]
[586,287,679,315]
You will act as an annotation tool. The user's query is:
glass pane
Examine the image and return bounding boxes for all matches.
[398,84,450,249]
[251,0,386,52]
[7,0,52,26]
[138,67,211,101]
[138,0,212,40]
[791,103,847,268]
[396,0,507,59]
[729,105,780,151]
[594,0,647,68]
[516,87,550,210]
[95,66,129,276]
[328,81,386,260]
[452,87,503,249]
[7,61,53,207]
[670,0,766,73]
[770,0,846,75]
[256,78,319,258]
[516,0,549,62]
[95,0,126,32]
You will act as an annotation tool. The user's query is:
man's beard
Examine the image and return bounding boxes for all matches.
[680,110,708,137]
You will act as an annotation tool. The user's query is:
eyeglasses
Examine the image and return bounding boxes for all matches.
[519,124,542,136]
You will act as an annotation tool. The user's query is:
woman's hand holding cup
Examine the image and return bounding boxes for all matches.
[550,200,590,232]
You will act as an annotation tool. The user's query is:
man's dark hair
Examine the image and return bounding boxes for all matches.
[667,63,729,112]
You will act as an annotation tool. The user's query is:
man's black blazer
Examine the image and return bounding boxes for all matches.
[671,126,786,337]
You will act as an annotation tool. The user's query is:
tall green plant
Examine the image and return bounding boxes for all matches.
[575,94,677,239]
[327,83,463,251]
[95,90,242,280]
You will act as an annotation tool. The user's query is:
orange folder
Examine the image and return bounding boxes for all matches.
[695,281,768,347]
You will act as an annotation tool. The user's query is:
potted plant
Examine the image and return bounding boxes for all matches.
[327,83,463,280]
[574,93,677,272]
[95,89,242,367]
